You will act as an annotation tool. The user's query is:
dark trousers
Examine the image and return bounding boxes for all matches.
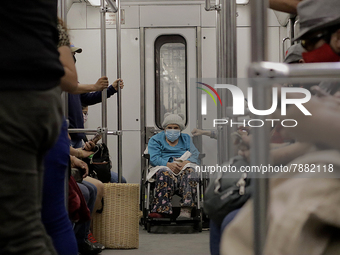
[74,181,97,244]
[209,209,240,255]
[42,119,78,255]
[0,86,62,255]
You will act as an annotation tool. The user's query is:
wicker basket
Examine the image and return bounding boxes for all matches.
[93,183,139,249]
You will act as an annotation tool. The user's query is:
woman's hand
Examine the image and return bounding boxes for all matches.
[80,149,94,158]
[70,156,89,178]
[83,141,96,151]
[176,161,191,169]
[167,162,181,174]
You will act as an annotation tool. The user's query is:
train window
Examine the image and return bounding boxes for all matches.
[155,34,187,129]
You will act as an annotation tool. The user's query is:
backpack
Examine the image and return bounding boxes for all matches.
[83,143,112,183]
[204,155,252,226]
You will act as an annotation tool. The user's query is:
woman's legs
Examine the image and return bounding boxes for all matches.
[74,181,96,245]
[83,177,104,215]
[151,168,176,215]
[178,167,199,208]
[74,183,102,254]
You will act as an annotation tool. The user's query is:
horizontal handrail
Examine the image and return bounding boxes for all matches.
[249,62,340,81]
[68,128,121,135]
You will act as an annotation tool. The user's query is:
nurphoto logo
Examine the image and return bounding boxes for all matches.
[197,82,312,128]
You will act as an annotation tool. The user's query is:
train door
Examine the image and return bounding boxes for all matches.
[144,28,197,140]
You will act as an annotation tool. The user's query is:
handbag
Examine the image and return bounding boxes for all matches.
[204,155,252,225]
[83,143,112,183]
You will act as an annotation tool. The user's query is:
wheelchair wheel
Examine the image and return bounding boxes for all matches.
[198,221,202,232]
[147,222,151,233]
[194,221,202,232]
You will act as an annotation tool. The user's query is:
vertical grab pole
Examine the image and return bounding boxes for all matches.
[100,0,108,144]
[250,0,270,255]
[225,0,237,160]
[59,0,69,210]
[216,0,221,79]
[196,26,203,153]
[217,0,237,165]
[60,0,69,119]
[216,0,224,165]
[289,15,296,46]
[218,0,228,165]
[116,0,123,183]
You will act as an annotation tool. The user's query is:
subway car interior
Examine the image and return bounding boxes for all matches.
[63,0,340,254]
[2,0,340,255]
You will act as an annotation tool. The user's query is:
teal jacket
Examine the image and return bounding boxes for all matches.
[148,131,200,167]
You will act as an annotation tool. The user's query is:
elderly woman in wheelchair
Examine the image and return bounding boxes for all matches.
[147,113,200,219]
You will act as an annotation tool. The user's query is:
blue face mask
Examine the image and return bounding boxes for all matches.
[165,129,181,142]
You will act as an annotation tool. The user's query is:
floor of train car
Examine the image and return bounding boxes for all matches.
[101,225,210,255]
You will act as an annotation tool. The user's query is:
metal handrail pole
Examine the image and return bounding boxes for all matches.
[205,0,213,11]
[106,0,118,13]
[100,0,108,144]
[294,19,300,42]
[250,0,270,254]
[251,61,340,80]
[216,0,223,165]
[220,0,227,164]
[140,27,146,194]
[216,0,221,79]
[225,0,237,161]
[282,37,290,60]
[68,129,121,135]
[116,0,123,183]
[205,0,220,11]
[289,15,295,46]
[68,128,101,133]
[59,0,69,119]
[196,26,203,153]
[59,0,69,211]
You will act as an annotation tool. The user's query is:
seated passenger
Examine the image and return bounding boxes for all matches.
[147,113,200,219]
[82,105,127,183]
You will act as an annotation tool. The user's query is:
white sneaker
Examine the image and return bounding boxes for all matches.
[177,207,192,220]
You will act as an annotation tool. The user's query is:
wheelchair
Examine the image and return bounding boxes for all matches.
[140,136,206,233]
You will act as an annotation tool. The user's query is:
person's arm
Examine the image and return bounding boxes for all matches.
[187,137,200,165]
[271,142,313,166]
[70,155,89,178]
[237,133,312,165]
[270,142,291,149]
[191,128,218,139]
[80,78,124,106]
[74,76,109,94]
[58,45,78,93]
[278,94,340,150]
[148,136,169,167]
[269,0,301,14]
[70,146,94,159]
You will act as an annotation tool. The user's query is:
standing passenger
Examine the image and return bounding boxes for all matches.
[0,1,66,255]
[41,19,79,255]
[221,0,340,254]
